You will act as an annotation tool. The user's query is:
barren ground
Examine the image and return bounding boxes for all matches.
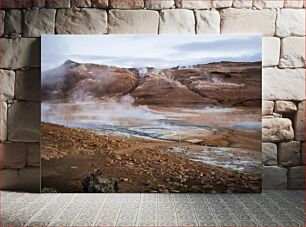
[41,123,261,193]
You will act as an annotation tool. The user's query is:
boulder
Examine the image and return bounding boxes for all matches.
[262,118,294,142]
[82,169,119,193]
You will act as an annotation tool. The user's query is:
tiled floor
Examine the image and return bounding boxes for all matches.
[1,190,304,226]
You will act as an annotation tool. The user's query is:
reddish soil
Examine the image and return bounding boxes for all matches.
[41,123,261,193]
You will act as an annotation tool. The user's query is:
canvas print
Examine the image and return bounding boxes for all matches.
[41,35,262,193]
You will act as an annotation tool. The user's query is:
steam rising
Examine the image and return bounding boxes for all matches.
[42,95,166,127]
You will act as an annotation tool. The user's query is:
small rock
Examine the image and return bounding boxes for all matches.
[81,169,119,193]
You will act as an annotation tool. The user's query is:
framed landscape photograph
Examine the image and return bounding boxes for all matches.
[41,35,262,193]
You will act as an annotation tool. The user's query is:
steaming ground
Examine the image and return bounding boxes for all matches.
[41,97,262,193]
[41,60,262,193]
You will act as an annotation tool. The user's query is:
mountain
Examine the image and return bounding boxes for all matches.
[42,60,261,107]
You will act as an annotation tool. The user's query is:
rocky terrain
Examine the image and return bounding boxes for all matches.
[41,60,262,193]
[41,123,261,193]
[42,60,261,107]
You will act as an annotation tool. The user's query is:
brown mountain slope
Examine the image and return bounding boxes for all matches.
[42,61,261,107]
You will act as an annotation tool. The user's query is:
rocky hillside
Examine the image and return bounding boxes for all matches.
[42,60,261,107]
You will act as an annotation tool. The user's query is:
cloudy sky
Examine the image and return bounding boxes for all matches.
[42,35,261,71]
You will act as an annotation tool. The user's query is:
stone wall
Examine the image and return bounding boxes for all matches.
[0,0,305,192]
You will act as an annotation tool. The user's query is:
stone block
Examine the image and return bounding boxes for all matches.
[284,0,304,8]
[0,0,32,9]
[212,0,233,8]
[276,9,305,37]
[263,68,305,101]
[0,69,15,102]
[175,0,212,9]
[301,142,305,165]
[262,118,294,142]
[253,0,284,8]
[262,37,280,66]
[159,9,195,34]
[280,37,305,68]
[262,101,274,115]
[27,143,40,167]
[0,142,27,169]
[220,9,276,36]
[274,101,297,113]
[71,0,92,7]
[262,143,277,166]
[15,69,41,101]
[278,141,301,167]
[91,0,108,8]
[195,10,220,34]
[8,102,40,142]
[109,0,144,8]
[0,102,7,142]
[288,166,304,189]
[56,8,107,34]
[232,0,252,8]
[0,38,40,69]
[23,9,56,37]
[145,0,175,9]
[4,9,22,34]
[108,10,159,34]
[263,166,287,189]
[0,168,40,192]
[0,10,4,35]
[46,0,70,8]
[32,0,46,8]
[294,101,305,141]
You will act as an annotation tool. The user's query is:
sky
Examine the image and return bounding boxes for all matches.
[41,35,261,71]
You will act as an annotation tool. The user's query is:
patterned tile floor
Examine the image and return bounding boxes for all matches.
[1,190,304,227]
